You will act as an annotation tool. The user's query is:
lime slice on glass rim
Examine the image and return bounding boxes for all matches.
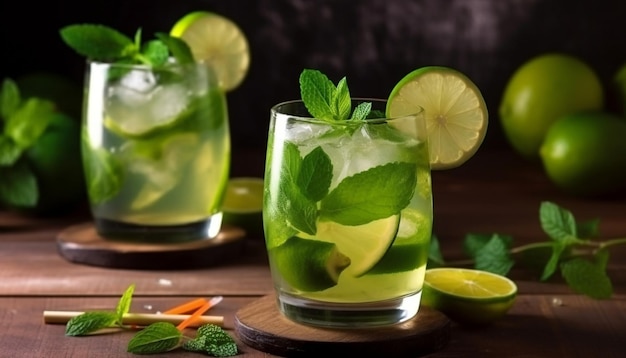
[421,267,517,326]
[170,11,250,91]
[386,66,488,170]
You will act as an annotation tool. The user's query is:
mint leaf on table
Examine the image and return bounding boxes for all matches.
[539,201,579,243]
[116,284,135,325]
[0,161,38,207]
[60,24,134,61]
[298,146,332,202]
[65,311,118,336]
[319,162,417,226]
[127,322,182,354]
[183,324,238,357]
[472,234,515,276]
[464,233,513,257]
[561,254,613,299]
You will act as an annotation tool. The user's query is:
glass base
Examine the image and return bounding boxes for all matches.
[276,290,422,328]
[94,213,223,243]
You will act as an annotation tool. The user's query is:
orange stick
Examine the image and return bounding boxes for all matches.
[163,298,208,315]
[176,296,223,331]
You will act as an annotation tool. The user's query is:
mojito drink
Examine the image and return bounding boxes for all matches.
[264,99,432,327]
[83,61,230,241]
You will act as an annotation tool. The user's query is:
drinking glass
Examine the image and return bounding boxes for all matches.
[263,99,433,327]
[82,61,230,242]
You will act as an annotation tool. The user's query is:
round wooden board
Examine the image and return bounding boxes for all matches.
[235,294,451,357]
[56,222,246,270]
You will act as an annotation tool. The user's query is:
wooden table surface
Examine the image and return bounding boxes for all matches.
[1,148,625,358]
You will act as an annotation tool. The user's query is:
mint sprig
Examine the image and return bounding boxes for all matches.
[63,284,238,356]
[0,78,56,208]
[299,69,372,121]
[66,284,135,336]
[429,201,626,299]
[59,24,194,66]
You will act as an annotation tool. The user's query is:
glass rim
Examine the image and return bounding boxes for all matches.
[271,98,424,125]
[86,58,206,70]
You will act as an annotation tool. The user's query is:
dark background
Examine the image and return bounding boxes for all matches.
[2,0,626,154]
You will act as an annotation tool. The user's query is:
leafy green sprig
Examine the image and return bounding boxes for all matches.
[299,69,376,122]
[0,78,57,208]
[429,201,626,299]
[59,24,194,67]
[65,284,237,356]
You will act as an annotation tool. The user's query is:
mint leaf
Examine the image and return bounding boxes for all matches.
[464,233,513,258]
[539,201,578,242]
[82,134,124,204]
[156,33,194,65]
[351,102,372,120]
[320,162,417,225]
[127,322,181,354]
[333,77,352,120]
[183,324,237,357]
[561,256,612,299]
[5,98,55,148]
[65,311,118,336]
[141,39,169,67]
[0,161,38,207]
[473,234,514,276]
[116,284,135,325]
[0,135,22,166]
[60,24,135,61]
[299,69,336,121]
[540,242,566,281]
[0,78,21,120]
[297,146,332,202]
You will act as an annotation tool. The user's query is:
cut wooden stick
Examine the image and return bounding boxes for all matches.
[43,311,224,327]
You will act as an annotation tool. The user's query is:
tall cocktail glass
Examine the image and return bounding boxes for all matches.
[263,99,432,327]
[82,61,230,242]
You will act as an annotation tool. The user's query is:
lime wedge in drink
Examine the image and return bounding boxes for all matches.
[270,237,351,292]
[313,214,401,277]
[127,133,199,210]
[170,11,250,91]
[387,66,488,170]
[422,267,517,326]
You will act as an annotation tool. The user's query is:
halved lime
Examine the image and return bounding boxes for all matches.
[422,267,517,326]
[170,11,250,91]
[270,237,351,292]
[312,214,401,277]
[221,177,264,236]
[387,66,488,170]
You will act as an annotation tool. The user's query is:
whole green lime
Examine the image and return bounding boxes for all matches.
[499,53,604,159]
[25,113,86,214]
[539,111,626,197]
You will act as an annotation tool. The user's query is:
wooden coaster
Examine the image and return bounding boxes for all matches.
[56,222,246,270]
[235,294,450,357]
